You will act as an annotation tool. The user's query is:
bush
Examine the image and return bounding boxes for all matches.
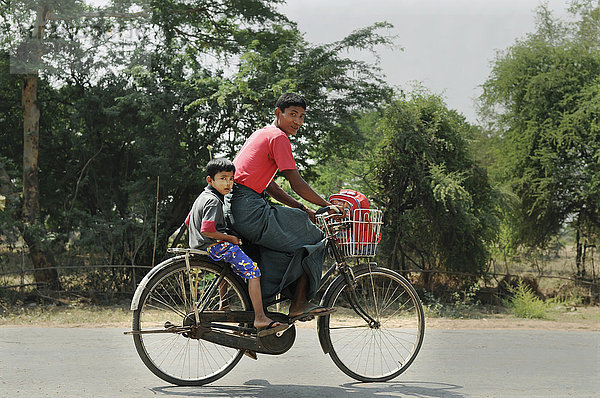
[504,280,550,319]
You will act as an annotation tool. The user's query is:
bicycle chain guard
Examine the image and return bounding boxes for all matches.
[255,312,296,354]
[191,311,296,355]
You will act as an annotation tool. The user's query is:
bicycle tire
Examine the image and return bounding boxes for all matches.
[132,257,250,386]
[319,265,425,382]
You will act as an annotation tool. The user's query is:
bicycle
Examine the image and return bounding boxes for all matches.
[125,206,425,385]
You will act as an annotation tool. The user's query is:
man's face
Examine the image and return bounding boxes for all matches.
[207,170,235,195]
[275,105,305,136]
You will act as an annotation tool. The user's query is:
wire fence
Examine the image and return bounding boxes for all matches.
[1,262,598,304]
[0,264,154,277]
[0,263,154,302]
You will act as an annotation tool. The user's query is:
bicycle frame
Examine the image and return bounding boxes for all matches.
[128,241,376,337]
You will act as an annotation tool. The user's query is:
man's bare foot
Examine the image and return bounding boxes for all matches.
[288,303,336,322]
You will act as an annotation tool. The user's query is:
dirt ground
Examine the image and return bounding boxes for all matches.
[1,305,598,331]
[296,307,600,331]
[425,315,599,331]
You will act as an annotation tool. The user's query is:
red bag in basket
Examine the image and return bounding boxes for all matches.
[328,189,381,253]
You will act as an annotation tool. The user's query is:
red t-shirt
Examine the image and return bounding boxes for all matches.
[234,125,297,193]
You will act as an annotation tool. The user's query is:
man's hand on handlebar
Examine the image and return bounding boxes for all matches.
[306,204,345,223]
[315,204,345,219]
[331,204,345,215]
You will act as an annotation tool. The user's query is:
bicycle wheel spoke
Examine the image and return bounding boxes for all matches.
[328,324,370,330]
[146,296,186,318]
[379,328,411,360]
[379,284,402,313]
[379,295,415,323]
[164,272,186,308]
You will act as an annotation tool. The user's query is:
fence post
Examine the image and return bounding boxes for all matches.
[20,235,25,292]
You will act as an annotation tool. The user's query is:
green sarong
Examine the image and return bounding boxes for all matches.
[225,183,325,301]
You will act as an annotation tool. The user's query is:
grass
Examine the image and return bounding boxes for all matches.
[0,302,133,327]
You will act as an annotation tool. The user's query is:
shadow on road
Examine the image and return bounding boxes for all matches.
[151,379,465,398]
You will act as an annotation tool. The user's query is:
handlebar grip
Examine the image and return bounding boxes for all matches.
[316,206,330,215]
[316,205,342,215]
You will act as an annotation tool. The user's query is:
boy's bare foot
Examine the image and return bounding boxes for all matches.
[255,320,288,337]
[253,314,281,329]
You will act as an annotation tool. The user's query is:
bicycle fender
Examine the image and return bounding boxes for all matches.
[130,256,185,311]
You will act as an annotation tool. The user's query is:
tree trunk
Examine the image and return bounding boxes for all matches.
[22,73,60,290]
[21,4,61,291]
[22,75,40,223]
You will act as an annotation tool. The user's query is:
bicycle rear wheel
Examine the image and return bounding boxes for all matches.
[319,265,424,382]
[132,257,250,386]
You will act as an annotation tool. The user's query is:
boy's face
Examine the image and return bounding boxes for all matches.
[207,170,235,195]
[275,105,305,136]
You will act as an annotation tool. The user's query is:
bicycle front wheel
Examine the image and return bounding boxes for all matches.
[132,257,250,386]
[319,265,425,382]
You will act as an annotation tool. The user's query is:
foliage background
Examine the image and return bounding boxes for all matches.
[0,0,598,304]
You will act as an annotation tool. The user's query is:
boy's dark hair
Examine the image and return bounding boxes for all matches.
[275,93,307,112]
[206,158,235,179]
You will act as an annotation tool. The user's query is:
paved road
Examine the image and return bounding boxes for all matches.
[1,326,598,397]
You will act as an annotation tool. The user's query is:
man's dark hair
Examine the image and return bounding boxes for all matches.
[206,158,235,179]
[275,93,307,112]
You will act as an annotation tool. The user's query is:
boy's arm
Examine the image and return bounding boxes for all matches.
[202,230,241,246]
[197,198,240,245]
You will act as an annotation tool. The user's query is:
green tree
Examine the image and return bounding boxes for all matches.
[480,0,600,277]
[1,0,157,288]
[1,0,396,293]
[187,22,395,174]
[374,91,500,288]
[311,110,384,199]
[0,0,290,287]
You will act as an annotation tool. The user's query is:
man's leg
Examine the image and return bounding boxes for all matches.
[288,272,309,316]
[288,271,335,320]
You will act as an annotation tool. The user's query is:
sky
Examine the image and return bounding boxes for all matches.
[278,0,571,123]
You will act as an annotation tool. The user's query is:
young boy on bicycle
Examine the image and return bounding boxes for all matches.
[188,158,286,337]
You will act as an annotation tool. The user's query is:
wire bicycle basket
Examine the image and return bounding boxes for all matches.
[316,208,383,258]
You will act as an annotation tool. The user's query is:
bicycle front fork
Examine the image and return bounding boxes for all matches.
[337,262,380,328]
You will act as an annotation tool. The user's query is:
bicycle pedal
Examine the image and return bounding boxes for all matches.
[244,350,258,360]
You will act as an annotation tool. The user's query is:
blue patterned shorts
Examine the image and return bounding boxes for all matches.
[207,242,261,279]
